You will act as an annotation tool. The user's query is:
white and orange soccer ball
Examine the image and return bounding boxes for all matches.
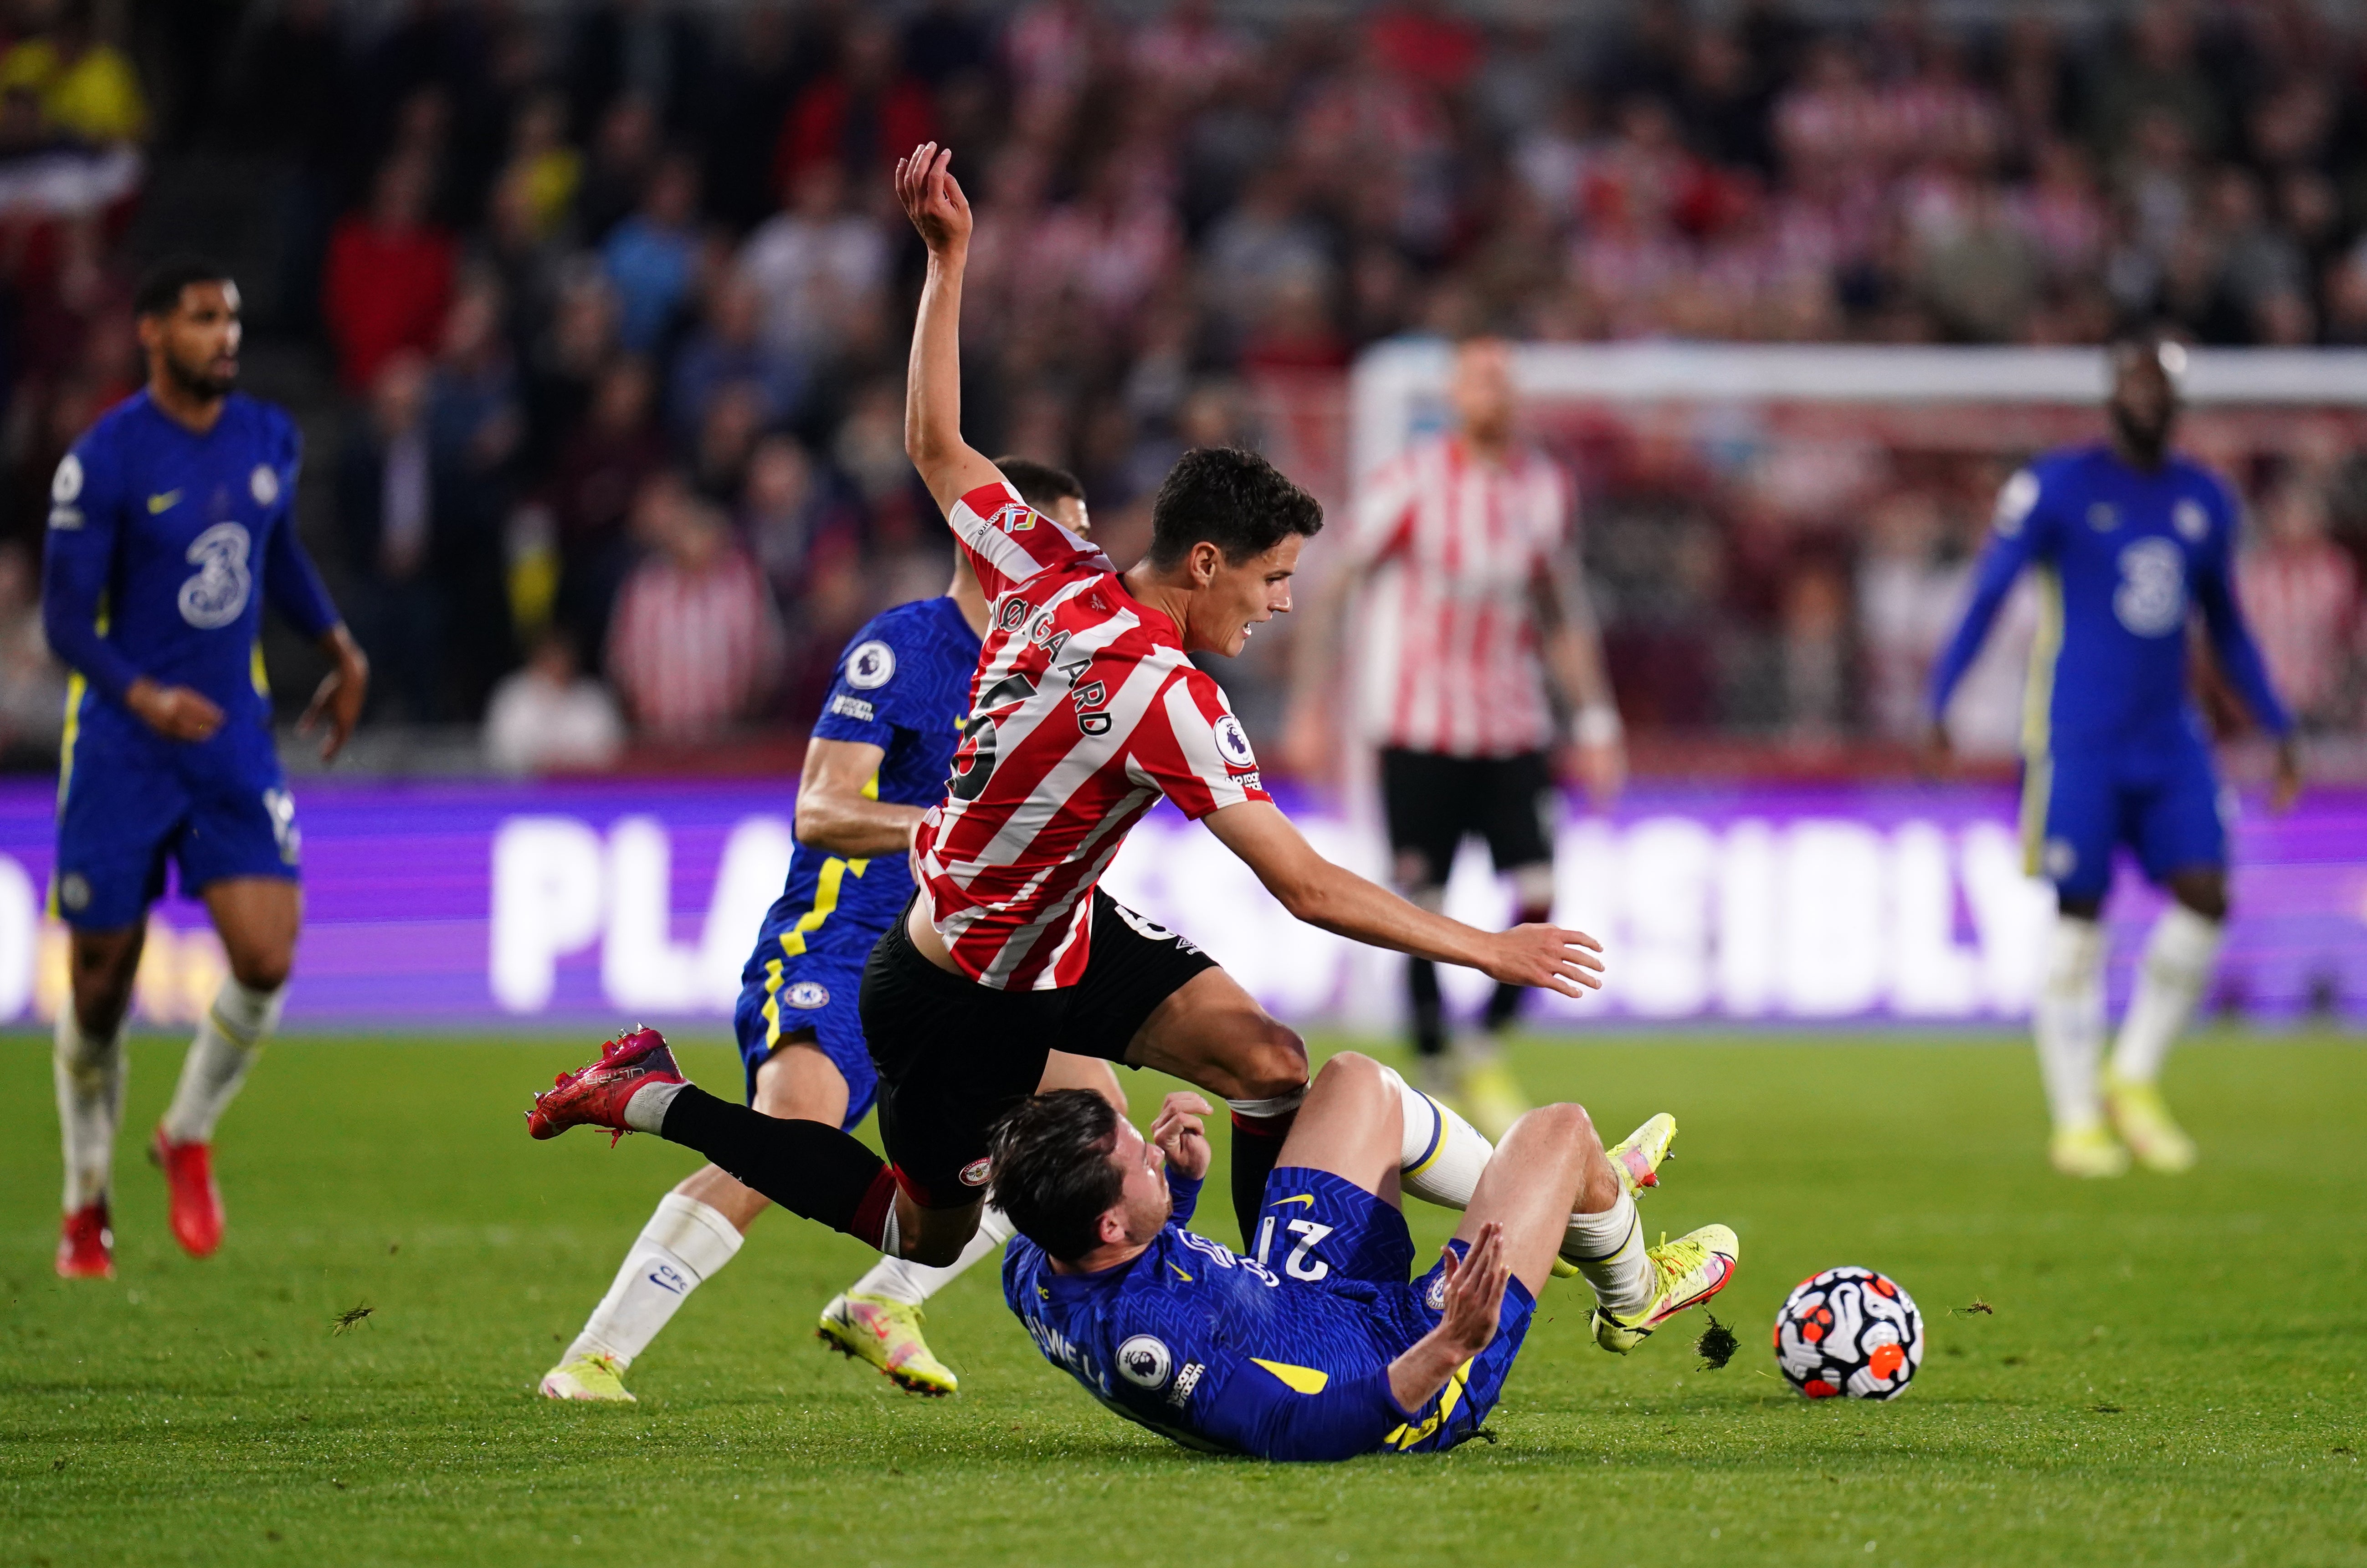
[1774,1266,1924,1400]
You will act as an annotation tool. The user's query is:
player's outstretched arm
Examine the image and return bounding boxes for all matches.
[895,143,1004,518]
[1202,800,1604,995]
[1388,1225,1510,1414]
[793,737,926,859]
[1927,470,2046,746]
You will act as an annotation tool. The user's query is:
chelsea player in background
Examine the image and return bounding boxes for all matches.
[1928,333,2299,1179]
[43,257,369,1278]
[540,460,1126,1405]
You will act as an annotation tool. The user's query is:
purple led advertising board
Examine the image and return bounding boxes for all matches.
[0,779,2356,1030]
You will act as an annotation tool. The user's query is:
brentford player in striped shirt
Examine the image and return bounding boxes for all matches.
[523,145,1606,1278]
[1288,339,1624,1138]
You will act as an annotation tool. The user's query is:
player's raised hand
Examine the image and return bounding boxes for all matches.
[298,626,370,762]
[1434,1223,1510,1359]
[1150,1091,1212,1183]
[1480,922,1605,997]
[894,143,971,258]
[127,678,224,743]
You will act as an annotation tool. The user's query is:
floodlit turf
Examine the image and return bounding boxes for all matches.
[2,1030,2362,1567]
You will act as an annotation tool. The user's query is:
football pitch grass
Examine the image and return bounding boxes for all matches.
[2,1031,2361,1567]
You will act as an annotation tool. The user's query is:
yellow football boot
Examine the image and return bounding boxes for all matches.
[817,1293,958,1396]
[2049,1118,2131,1178]
[1455,1057,1530,1144]
[1554,1113,1679,1279]
[2104,1071,2196,1173]
[1591,1224,1740,1354]
[539,1352,635,1402]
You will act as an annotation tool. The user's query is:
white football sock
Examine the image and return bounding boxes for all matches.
[54,1009,127,1211]
[2111,905,2223,1085]
[847,1205,1015,1306]
[1377,1064,1492,1209]
[161,977,284,1144]
[1561,1190,1653,1317]
[568,1193,745,1367]
[2034,914,2107,1129]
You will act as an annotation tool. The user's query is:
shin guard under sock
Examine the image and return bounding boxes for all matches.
[1228,1111,1295,1245]
[657,1086,897,1247]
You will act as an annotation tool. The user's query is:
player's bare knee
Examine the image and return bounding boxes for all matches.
[1241,1023,1308,1102]
[227,945,293,993]
[2170,873,2228,923]
[1309,1050,1391,1111]
[1525,1100,1597,1150]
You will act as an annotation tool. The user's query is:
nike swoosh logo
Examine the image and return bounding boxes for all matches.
[147,491,181,513]
[1270,1195,1315,1209]
[1167,1262,1193,1281]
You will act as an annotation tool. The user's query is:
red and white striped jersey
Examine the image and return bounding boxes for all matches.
[1348,435,1570,756]
[916,478,1273,990]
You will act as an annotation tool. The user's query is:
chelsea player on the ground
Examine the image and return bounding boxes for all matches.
[989,1052,1735,1461]
[542,459,1127,1404]
[1928,333,2299,1180]
[45,256,369,1281]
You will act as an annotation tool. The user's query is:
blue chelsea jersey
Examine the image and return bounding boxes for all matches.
[740,595,981,978]
[1003,1175,1427,1463]
[40,390,339,747]
[1929,443,2290,756]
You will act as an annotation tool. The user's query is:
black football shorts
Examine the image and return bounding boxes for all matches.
[860,887,1217,1208]
[1377,747,1556,889]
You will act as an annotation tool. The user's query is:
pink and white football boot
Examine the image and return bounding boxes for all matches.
[527,1027,685,1144]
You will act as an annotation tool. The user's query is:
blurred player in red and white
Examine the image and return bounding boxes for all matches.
[1288,339,1622,1136]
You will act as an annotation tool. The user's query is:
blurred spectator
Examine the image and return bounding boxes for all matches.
[739,162,888,362]
[741,433,858,610]
[323,154,457,394]
[428,282,525,717]
[0,542,63,765]
[504,91,584,245]
[0,1,146,145]
[336,352,447,721]
[2240,478,2360,729]
[549,355,667,659]
[601,150,702,354]
[773,16,936,195]
[606,474,783,739]
[484,629,624,775]
[668,270,805,441]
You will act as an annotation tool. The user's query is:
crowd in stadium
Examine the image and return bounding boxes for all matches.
[0,0,2360,769]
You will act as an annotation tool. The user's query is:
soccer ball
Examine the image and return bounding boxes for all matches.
[1774,1266,1924,1400]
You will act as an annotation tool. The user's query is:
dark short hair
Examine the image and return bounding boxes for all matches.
[1146,446,1323,570]
[134,255,234,320]
[991,456,1085,516]
[986,1089,1124,1263]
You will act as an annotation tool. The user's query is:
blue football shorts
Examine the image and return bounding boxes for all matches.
[732,954,877,1132]
[1251,1166,1536,1454]
[52,723,299,931]
[2029,733,2228,902]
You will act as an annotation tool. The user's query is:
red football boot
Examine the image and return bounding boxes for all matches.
[527,1027,685,1143]
[152,1127,226,1258]
[57,1201,114,1279]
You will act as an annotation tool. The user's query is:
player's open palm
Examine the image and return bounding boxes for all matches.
[895,143,971,256]
[1435,1224,1510,1360]
[1483,922,1604,997]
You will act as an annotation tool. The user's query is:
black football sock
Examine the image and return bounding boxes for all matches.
[658,1086,897,1247]
[1408,958,1447,1057]
[1228,1110,1296,1247]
